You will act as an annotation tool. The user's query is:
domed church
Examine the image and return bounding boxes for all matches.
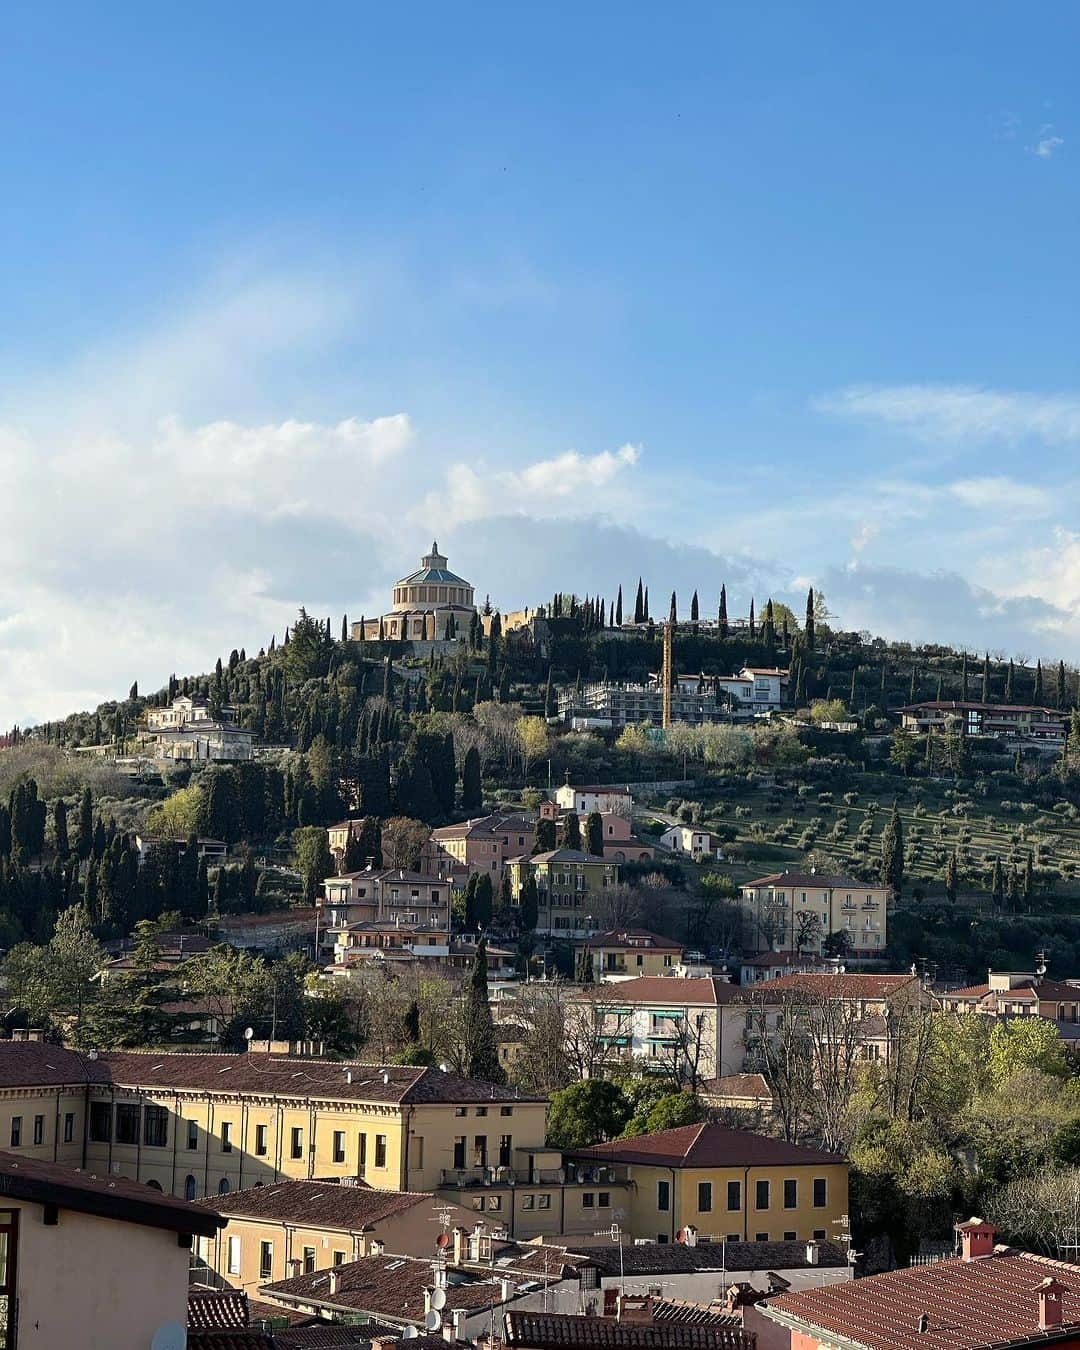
[352,542,477,642]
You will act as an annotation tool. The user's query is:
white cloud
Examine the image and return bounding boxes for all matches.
[1034,125,1064,158]
[946,476,1051,514]
[817,383,1080,445]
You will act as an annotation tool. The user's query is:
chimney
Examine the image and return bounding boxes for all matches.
[500,1278,515,1304]
[683,1225,698,1248]
[369,1239,385,1257]
[329,1269,340,1297]
[956,1217,997,1262]
[1034,1277,1068,1330]
[452,1226,469,1266]
[805,1240,820,1266]
[617,1295,654,1324]
[916,1313,929,1334]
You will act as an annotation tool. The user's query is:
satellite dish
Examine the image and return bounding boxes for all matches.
[431,1287,447,1311]
[403,1328,419,1340]
[244,1026,254,1041]
[425,1311,443,1332]
[436,1232,451,1250]
[151,1324,187,1350]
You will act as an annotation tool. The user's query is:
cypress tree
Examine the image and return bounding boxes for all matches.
[718,585,728,640]
[341,615,348,642]
[879,803,903,895]
[944,852,958,903]
[562,812,582,850]
[534,818,557,853]
[990,858,1004,907]
[982,652,991,704]
[1024,852,1035,906]
[53,798,69,861]
[585,811,603,858]
[1005,660,1015,702]
[805,588,815,652]
[960,652,968,701]
[748,599,755,640]
[909,666,917,703]
[462,746,483,814]
[1034,660,1044,704]
[543,668,555,719]
[690,590,699,634]
[519,871,539,930]
[1057,660,1067,710]
[849,666,858,711]
[643,587,650,621]
[616,585,624,627]
[668,591,677,624]
[463,941,504,1083]
[634,580,644,624]
[763,599,776,648]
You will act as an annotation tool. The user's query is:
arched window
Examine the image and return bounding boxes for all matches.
[218,1178,230,1195]
[184,1175,198,1201]
[146,1179,163,1192]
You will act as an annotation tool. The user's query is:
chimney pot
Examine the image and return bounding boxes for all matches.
[1035,1277,1068,1330]
[329,1269,340,1296]
[956,1217,997,1262]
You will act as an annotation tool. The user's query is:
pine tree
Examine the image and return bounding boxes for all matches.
[718,585,728,640]
[879,803,903,895]
[462,942,504,1083]
[805,588,815,652]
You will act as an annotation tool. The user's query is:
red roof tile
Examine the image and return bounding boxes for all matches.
[580,977,740,1006]
[766,1246,1080,1350]
[568,1121,844,1169]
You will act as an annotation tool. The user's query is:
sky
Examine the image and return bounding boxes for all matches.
[3,2,1080,725]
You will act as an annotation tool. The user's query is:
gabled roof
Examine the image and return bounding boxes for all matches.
[0,1041,111,1089]
[431,813,535,841]
[559,784,633,794]
[329,868,447,885]
[578,976,741,1006]
[262,1252,509,1323]
[527,849,611,864]
[503,1311,753,1349]
[569,1238,847,1277]
[567,1121,844,1169]
[0,1149,222,1237]
[197,1179,435,1229]
[765,1245,1080,1350]
[743,871,873,889]
[583,929,683,951]
[740,973,918,1001]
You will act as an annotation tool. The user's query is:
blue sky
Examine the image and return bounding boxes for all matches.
[3,3,1080,724]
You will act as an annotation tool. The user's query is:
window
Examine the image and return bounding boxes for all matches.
[185,1176,198,1202]
[813,1229,827,1240]
[63,1112,74,1144]
[657,1180,670,1212]
[290,1128,304,1160]
[145,1106,168,1148]
[726,1180,742,1211]
[453,1136,466,1169]
[375,1134,387,1168]
[333,1250,346,1266]
[813,1178,827,1209]
[8,1119,20,1148]
[218,1178,230,1195]
[784,1231,797,1241]
[755,1180,770,1210]
[726,1233,741,1243]
[473,1136,487,1168]
[187,1120,198,1150]
[255,1124,268,1156]
[455,1107,467,1117]
[221,1122,233,1153]
[582,1193,595,1208]
[333,1130,346,1163]
[259,1241,273,1279]
[89,1103,111,1143]
[359,1133,367,1171]
[471,1196,484,1211]
[784,1179,797,1210]
[116,1104,141,1145]
[522,1195,535,1210]
[657,1233,669,1244]
[755,1231,769,1242]
[487,1195,501,1211]
[476,1107,488,1117]
[303,1246,316,1274]
[499,1135,512,1167]
[538,1195,551,1209]
[227,1236,241,1275]
[598,1192,611,1208]
[32,1115,44,1146]
[698,1182,713,1213]
[500,1106,513,1117]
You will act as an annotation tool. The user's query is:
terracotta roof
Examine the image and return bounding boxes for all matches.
[261,1252,509,1322]
[579,976,739,1006]
[331,868,447,885]
[740,973,918,1001]
[187,1334,272,1350]
[527,849,609,864]
[651,1300,743,1326]
[567,1122,844,1169]
[188,1289,249,1330]
[583,929,684,951]
[273,1329,399,1349]
[944,977,1080,1003]
[0,1041,111,1088]
[765,1245,1080,1350]
[431,813,534,840]
[899,701,1062,716]
[700,1073,774,1103]
[198,1179,432,1229]
[569,1239,847,1277]
[96,1051,541,1105]
[743,872,872,890]
[0,1149,223,1236]
[503,1311,753,1349]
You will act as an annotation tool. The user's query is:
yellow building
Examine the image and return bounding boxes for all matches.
[505,850,619,937]
[575,928,685,980]
[740,871,888,957]
[567,1122,848,1246]
[195,1179,477,1295]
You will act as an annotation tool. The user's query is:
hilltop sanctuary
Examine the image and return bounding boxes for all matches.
[352,542,478,643]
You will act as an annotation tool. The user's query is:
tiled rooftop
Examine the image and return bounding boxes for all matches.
[568,1121,844,1169]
